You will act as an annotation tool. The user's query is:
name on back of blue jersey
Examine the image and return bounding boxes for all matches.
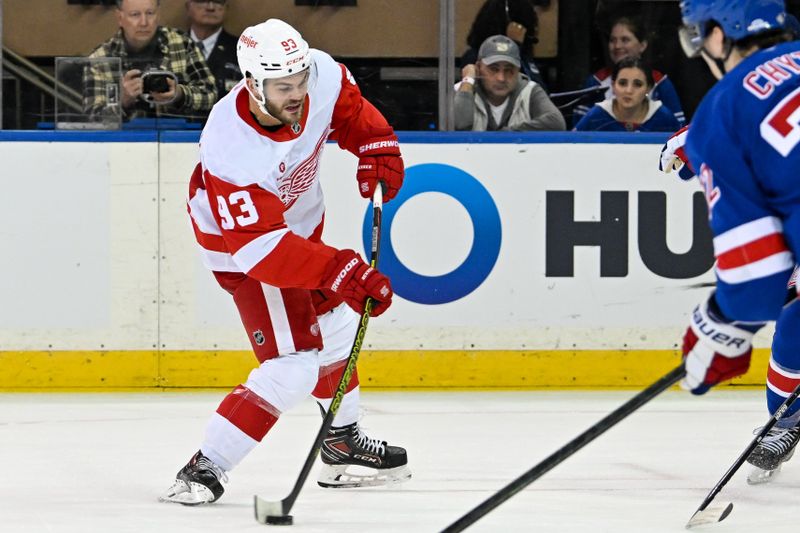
[744,51,800,99]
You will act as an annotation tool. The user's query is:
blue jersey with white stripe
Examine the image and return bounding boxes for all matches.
[686,40,800,321]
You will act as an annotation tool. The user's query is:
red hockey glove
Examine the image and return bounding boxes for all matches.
[680,294,761,395]
[356,128,404,202]
[322,249,393,317]
[659,125,695,181]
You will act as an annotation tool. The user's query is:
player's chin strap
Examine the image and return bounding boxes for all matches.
[700,36,734,76]
[244,79,302,133]
[244,82,279,120]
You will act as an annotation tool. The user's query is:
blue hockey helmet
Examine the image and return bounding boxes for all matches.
[679,0,787,57]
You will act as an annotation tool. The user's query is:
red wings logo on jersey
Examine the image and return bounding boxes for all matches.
[277,127,330,208]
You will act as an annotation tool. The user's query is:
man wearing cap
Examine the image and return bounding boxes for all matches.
[454,34,564,131]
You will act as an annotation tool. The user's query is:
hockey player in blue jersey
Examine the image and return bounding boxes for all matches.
[661,128,800,483]
[674,0,800,483]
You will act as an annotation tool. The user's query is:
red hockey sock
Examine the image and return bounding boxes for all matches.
[216,385,280,441]
[311,362,359,399]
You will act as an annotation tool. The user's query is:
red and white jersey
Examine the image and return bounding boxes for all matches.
[187,49,394,290]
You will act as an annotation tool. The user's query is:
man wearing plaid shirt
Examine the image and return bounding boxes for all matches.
[84,0,217,120]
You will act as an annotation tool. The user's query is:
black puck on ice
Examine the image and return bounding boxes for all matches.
[265,515,294,526]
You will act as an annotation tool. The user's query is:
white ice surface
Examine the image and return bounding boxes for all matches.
[2,390,799,533]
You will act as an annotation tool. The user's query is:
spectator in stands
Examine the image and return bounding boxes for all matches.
[574,57,680,132]
[186,0,242,98]
[573,15,684,127]
[462,0,547,90]
[454,35,565,131]
[84,0,217,120]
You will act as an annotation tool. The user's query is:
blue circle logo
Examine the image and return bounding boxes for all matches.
[362,163,502,304]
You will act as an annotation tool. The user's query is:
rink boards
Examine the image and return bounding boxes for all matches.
[0,131,774,389]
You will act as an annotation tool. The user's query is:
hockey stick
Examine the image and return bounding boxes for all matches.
[254,186,384,526]
[685,382,800,529]
[441,364,686,533]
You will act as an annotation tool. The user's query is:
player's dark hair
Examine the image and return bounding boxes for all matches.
[734,28,793,53]
[611,57,654,87]
[700,19,793,56]
[466,0,539,53]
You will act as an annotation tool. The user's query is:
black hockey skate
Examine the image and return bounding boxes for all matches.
[159,450,228,505]
[318,422,412,488]
[746,425,800,485]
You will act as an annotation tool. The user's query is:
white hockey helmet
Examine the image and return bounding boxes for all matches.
[237,19,311,114]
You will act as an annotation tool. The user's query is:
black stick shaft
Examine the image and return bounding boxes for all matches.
[692,382,800,514]
[441,364,686,533]
[277,188,383,516]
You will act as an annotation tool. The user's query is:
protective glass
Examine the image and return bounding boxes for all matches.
[56,56,122,130]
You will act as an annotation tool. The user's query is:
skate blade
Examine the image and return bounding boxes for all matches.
[747,462,782,485]
[159,480,216,506]
[685,503,733,529]
[317,464,412,488]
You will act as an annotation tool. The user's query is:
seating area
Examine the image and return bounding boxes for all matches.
[0,0,746,132]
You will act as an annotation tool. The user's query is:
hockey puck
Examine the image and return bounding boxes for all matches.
[265,515,294,526]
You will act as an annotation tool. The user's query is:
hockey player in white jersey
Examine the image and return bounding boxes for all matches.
[160,19,410,505]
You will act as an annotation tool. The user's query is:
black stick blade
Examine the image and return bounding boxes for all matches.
[685,503,733,529]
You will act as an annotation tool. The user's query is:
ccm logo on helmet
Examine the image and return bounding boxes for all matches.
[359,140,399,154]
[286,56,306,66]
[240,35,258,48]
[331,258,360,292]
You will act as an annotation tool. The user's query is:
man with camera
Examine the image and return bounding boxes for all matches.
[84,0,217,120]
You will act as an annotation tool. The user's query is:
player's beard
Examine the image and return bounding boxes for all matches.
[266,98,305,126]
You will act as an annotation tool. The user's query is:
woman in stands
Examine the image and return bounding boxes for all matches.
[573,15,684,127]
[574,57,680,132]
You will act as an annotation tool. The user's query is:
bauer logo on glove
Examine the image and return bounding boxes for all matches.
[691,306,750,351]
[680,293,763,395]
